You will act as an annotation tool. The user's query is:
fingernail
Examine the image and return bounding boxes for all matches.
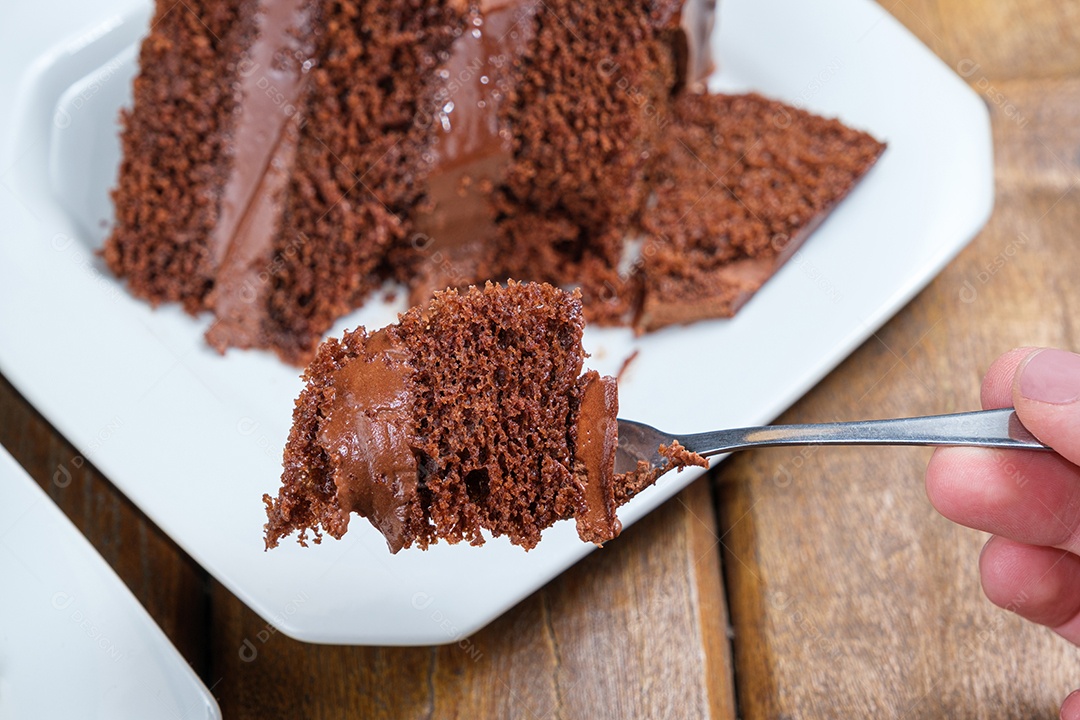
[1020,349,1080,404]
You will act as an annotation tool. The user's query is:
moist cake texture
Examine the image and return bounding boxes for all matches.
[106,0,882,364]
[104,0,245,312]
[264,281,704,552]
[636,93,886,329]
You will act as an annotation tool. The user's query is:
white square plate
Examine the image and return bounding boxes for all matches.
[0,0,991,644]
[0,446,221,719]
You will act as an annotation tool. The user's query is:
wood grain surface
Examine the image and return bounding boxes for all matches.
[2,1,1078,717]
[719,1,1080,717]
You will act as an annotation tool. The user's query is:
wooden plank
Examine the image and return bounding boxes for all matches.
[719,37,1080,716]
[891,0,1080,82]
[544,478,735,719]
[208,477,736,719]
[0,374,209,675]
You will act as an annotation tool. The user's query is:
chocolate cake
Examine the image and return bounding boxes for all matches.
[105,0,466,363]
[636,93,886,329]
[105,0,884,364]
[264,281,704,552]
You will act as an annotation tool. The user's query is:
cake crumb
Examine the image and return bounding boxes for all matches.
[616,350,640,382]
[658,440,709,471]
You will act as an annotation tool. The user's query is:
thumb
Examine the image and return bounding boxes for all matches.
[1013,348,1080,467]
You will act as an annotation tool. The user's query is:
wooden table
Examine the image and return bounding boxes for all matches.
[4,1,1080,716]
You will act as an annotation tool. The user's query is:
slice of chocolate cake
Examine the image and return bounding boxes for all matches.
[104,0,252,312]
[634,93,887,330]
[264,281,704,553]
[105,0,726,363]
[106,0,472,364]
[482,0,718,324]
[106,0,883,363]
[503,92,886,330]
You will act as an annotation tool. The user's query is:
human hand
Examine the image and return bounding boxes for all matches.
[925,347,1080,719]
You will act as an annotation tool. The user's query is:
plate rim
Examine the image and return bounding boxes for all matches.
[0,0,993,645]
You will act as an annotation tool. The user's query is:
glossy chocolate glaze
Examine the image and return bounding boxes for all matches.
[206,111,302,351]
[573,371,622,544]
[317,330,419,553]
[410,0,716,299]
[209,0,314,267]
[679,0,717,92]
[205,0,315,350]
[410,0,537,300]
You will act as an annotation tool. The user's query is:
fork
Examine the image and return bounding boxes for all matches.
[614,408,1050,474]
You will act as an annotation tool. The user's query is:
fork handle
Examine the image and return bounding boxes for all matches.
[678,408,1051,458]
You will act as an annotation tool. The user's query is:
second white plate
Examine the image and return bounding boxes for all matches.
[0,447,220,719]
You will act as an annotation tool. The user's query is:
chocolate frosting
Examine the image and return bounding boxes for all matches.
[210,0,314,267]
[411,0,715,301]
[679,0,717,92]
[205,0,314,350]
[410,0,537,300]
[317,330,419,553]
[206,111,302,350]
[573,371,622,544]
